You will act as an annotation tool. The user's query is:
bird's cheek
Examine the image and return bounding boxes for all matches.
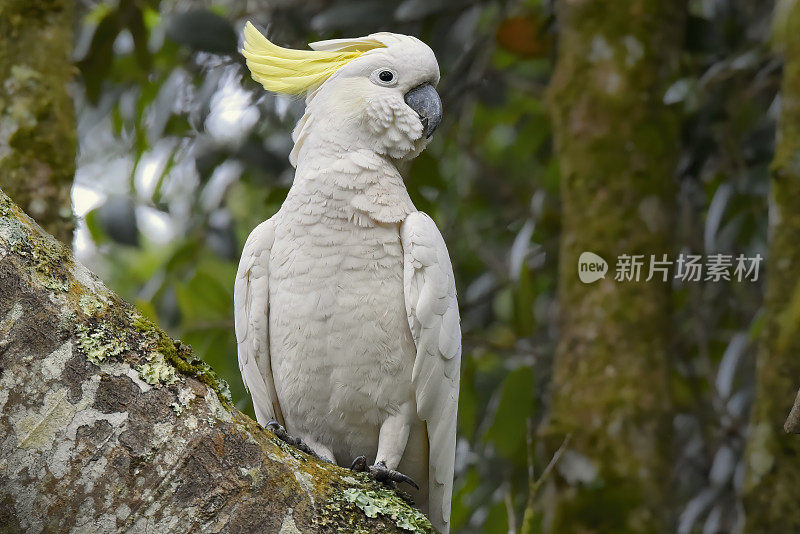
[359,96,427,158]
[363,97,396,134]
[328,80,370,119]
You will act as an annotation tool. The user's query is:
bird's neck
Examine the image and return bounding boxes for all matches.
[287,137,416,225]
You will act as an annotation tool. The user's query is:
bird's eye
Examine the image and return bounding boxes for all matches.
[371,68,398,86]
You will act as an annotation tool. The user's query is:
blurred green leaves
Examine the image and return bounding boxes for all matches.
[484,366,535,460]
[166,10,238,55]
[77,0,156,102]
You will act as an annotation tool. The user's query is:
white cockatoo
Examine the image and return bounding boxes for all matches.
[234,23,460,533]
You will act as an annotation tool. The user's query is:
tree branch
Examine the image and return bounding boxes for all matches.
[0,189,434,533]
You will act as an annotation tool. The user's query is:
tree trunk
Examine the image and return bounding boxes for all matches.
[544,1,684,532]
[743,1,800,531]
[0,0,76,244]
[0,189,434,534]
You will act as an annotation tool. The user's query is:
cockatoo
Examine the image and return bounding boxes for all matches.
[234,23,461,533]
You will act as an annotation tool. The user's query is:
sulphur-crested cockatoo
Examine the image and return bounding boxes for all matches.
[234,23,460,533]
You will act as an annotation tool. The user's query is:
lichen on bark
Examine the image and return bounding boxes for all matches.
[0,0,76,244]
[543,1,685,532]
[743,1,800,531]
[0,189,432,533]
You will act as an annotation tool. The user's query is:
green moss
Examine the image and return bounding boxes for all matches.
[79,294,105,315]
[315,495,371,534]
[137,352,179,386]
[75,321,129,365]
[743,2,800,530]
[129,312,233,406]
[268,434,312,463]
[0,0,76,243]
[170,388,197,415]
[342,488,433,533]
[0,197,72,292]
[0,193,12,217]
[222,413,432,534]
[3,188,234,424]
[71,286,131,366]
[314,482,434,534]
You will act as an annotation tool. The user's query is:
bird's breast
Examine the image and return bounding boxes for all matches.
[268,198,417,452]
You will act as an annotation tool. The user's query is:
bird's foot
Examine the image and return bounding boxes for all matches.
[266,420,319,459]
[350,456,420,490]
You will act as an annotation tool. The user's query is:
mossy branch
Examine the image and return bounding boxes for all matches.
[0,188,434,533]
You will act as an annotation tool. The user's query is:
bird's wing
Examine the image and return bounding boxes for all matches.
[401,211,461,533]
[234,218,284,427]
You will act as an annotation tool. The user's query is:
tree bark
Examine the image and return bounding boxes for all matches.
[743,1,800,531]
[544,1,684,532]
[0,189,434,534]
[0,0,76,244]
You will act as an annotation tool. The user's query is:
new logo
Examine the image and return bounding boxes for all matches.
[578,251,608,283]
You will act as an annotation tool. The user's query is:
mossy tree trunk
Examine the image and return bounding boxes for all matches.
[0,189,433,534]
[0,0,76,244]
[743,1,800,531]
[544,1,685,532]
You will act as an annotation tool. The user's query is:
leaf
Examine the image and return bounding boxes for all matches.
[513,260,536,337]
[483,499,510,533]
[458,355,478,439]
[166,10,238,55]
[164,240,201,279]
[84,207,107,244]
[77,10,122,103]
[708,445,736,487]
[704,183,732,253]
[124,1,152,70]
[715,333,748,400]
[450,467,480,529]
[483,366,535,460]
[97,197,139,246]
[678,487,717,534]
[176,271,231,323]
[509,220,536,282]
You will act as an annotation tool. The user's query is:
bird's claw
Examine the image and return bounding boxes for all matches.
[350,456,420,490]
[371,462,420,490]
[350,455,368,472]
[266,420,319,458]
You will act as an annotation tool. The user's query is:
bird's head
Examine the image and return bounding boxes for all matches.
[242,23,442,163]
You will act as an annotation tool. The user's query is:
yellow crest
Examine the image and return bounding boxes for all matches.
[242,22,385,95]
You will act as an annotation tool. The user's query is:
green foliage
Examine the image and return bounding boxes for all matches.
[484,366,535,460]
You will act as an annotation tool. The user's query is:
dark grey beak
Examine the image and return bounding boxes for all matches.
[404,83,442,139]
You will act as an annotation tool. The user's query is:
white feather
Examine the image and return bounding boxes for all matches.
[402,212,461,533]
[234,219,284,426]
